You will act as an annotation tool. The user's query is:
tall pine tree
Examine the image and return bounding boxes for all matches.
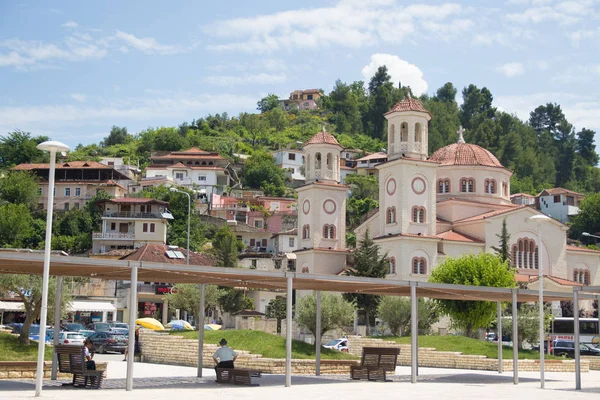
[492,219,511,264]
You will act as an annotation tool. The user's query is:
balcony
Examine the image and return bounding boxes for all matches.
[93,232,135,240]
[103,212,162,219]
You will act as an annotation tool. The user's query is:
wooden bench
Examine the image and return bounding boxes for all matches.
[216,368,262,386]
[55,345,104,389]
[350,347,400,382]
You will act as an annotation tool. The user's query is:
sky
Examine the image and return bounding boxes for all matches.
[1,0,600,149]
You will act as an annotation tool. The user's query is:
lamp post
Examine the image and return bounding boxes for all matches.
[169,187,190,265]
[582,232,600,240]
[528,214,552,389]
[35,140,69,397]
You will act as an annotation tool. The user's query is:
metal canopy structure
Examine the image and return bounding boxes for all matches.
[0,250,593,394]
[573,285,600,391]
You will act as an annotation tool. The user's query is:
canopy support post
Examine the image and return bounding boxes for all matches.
[411,283,418,384]
[512,289,518,385]
[197,283,206,377]
[497,301,503,373]
[285,276,293,387]
[51,276,63,380]
[126,262,139,392]
[574,288,581,390]
[315,290,322,376]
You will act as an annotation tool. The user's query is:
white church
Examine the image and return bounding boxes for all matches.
[294,96,598,304]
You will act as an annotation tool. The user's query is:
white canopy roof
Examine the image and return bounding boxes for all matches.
[69,301,116,313]
[0,301,24,311]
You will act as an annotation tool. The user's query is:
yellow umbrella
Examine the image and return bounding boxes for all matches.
[136,318,165,331]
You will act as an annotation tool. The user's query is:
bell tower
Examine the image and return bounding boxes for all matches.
[384,94,432,161]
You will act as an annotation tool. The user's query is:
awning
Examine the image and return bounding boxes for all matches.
[69,301,116,313]
[285,253,297,260]
[0,301,24,311]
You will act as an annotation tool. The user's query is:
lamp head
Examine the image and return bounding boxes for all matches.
[169,187,179,193]
[582,232,590,237]
[36,140,70,153]
[527,214,552,224]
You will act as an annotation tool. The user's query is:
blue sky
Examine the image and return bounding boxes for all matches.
[1,0,599,149]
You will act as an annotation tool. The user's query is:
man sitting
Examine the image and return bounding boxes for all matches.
[213,338,237,372]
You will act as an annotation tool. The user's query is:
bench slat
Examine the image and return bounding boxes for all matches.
[351,347,399,382]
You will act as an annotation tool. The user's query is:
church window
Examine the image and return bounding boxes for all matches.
[574,270,579,283]
[412,257,427,274]
[415,123,422,143]
[511,238,538,269]
[315,153,321,169]
[400,122,408,142]
[306,154,310,175]
[412,207,425,223]
[502,182,508,197]
[389,124,395,144]
[584,271,590,285]
[302,224,310,239]
[438,179,450,193]
[485,179,496,194]
[461,178,475,193]
[323,224,336,239]
[326,153,332,169]
[387,257,396,274]
[386,207,396,224]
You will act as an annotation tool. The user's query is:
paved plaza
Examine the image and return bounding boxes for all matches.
[1,354,599,399]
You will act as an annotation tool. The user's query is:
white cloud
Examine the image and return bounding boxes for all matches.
[506,1,594,24]
[114,31,185,55]
[361,54,428,95]
[61,20,78,29]
[498,62,525,77]
[70,93,87,103]
[203,73,287,86]
[204,1,469,53]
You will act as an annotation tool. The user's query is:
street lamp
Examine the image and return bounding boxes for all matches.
[527,213,552,389]
[169,187,190,265]
[35,140,69,397]
[582,232,600,240]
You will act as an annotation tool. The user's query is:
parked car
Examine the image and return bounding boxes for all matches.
[109,328,129,336]
[58,331,86,346]
[28,325,52,343]
[6,323,23,334]
[62,323,85,332]
[553,340,600,358]
[110,322,129,330]
[323,338,349,352]
[79,330,95,338]
[87,322,112,332]
[87,331,128,354]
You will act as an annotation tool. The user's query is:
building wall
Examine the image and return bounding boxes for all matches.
[538,194,580,223]
[566,251,598,285]
[434,166,512,205]
[297,184,347,250]
[38,182,126,210]
[239,257,274,271]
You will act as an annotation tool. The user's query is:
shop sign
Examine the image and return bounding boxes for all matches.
[155,285,175,295]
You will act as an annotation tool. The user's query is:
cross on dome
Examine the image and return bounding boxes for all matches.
[457,126,466,144]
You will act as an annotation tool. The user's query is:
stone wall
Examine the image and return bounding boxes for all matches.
[0,361,107,379]
[139,331,357,374]
[347,336,590,373]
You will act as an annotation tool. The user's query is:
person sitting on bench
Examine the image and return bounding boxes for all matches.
[213,338,237,371]
[83,339,96,370]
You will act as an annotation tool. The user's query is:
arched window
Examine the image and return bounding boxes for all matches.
[400,122,408,142]
[315,153,321,169]
[584,271,590,285]
[209,162,214,166]
[511,238,538,269]
[461,178,475,193]
[386,207,396,224]
[326,153,332,169]
[302,224,310,239]
[485,179,496,194]
[323,224,336,239]
[412,257,427,274]
[301,266,310,273]
[389,124,395,144]
[412,207,426,223]
[387,257,396,274]
[306,154,310,175]
[574,270,579,283]
[202,161,207,166]
[437,179,450,193]
[415,123,422,143]
[502,182,508,196]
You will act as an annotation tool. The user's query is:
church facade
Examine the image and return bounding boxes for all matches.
[295,97,598,305]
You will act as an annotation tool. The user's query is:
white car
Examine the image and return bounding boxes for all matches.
[58,331,85,346]
[323,338,349,352]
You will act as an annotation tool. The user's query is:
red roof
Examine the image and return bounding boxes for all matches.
[356,152,388,162]
[305,128,341,147]
[538,187,584,197]
[454,206,528,223]
[436,230,483,243]
[122,244,217,266]
[98,197,169,206]
[566,245,600,254]
[511,193,535,198]
[429,143,504,168]
[385,97,431,116]
[526,275,584,287]
[13,161,112,170]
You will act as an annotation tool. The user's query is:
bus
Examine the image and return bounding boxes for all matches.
[550,317,600,346]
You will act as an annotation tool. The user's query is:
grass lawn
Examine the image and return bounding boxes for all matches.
[0,332,53,362]
[171,330,357,360]
[387,335,561,360]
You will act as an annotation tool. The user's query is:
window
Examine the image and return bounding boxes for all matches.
[461,178,475,193]
[38,187,42,195]
[502,182,508,197]
[574,269,590,285]
[150,223,155,233]
[287,259,296,271]
[288,153,296,161]
[261,239,267,247]
[119,223,128,233]
[315,153,322,169]
[437,242,444,254]
[75,188,81,197]
[386,207,396,224]
[415,123,422,143]
[485,179,496,194]
[143,223,148,233]
[111,222,116,230]
[387,257,396,274]
[511,238,538,269]
[254,220,264,229]
[567,196,575,206]
[64,203,69,211]
[198,176,207,181]
[554,195,561,203]
[274,260,282,270]
[412,257,427,274]
[65,188,71,197]
[73,203,80,210]
[251,259,257,269]
[175,173,184,180]
[412,207,426,223]
[323,224,336,239]
[437,179,450,193]
[400,122,408,142]
[307,94,313,100]
[289,238,295,247]
[302,224,310,239]
[250,238,256,247]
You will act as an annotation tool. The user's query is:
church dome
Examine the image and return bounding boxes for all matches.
[305,127,341,147]
[429,142,504,168]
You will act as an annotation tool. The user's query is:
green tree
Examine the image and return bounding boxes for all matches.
[240,113,267,147]
[366,66,395,140]
[569,193,600,240]
[257,94,280,113]
[295,292,355,341]
[377,297,438,336]
[343,230,388,335]
[0,171,39,207]
[218,287,254,314]
[165,284,223,327]
[429,253,515,337]
[211,225,243,268]
[501,303,552,350]
[576,127,599,166]
[460,85,495,130]
[492,219,511,263]
[265,296,287,333]
[0,130,48,168]
[101,126,131,147]
[0,203,34,247]
[0,275,71,345]
[322,80,363,135]
[242,151,287,196]
[435,82,458,103]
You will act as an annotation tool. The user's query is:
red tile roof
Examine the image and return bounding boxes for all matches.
[385,97,431,116]
[13,161,112,170]
[355,152,388,162]
[122,244,217,266]
[527,275,585,287]
[511,193,535,198]
[429,143,504,168]
[454,206,528,223]
[566,245,600,254]
[98,197,169,206]
[539,187,585,197]
[436,230,483,243]
[305,128,341,147]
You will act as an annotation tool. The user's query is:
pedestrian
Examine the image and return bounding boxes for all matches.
[123,326,140,361]
[83,339,96,370]
[213,338,237,372]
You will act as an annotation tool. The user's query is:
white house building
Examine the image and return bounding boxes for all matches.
[537,188,584,223]
[273,148,306,183]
